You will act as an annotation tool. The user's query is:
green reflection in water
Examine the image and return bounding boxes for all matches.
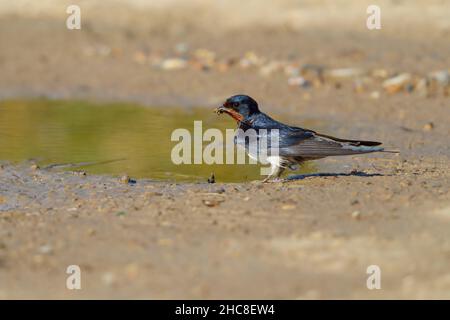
[0,99,318,182]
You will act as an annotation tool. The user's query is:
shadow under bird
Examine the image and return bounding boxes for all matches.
[215,94,397,182]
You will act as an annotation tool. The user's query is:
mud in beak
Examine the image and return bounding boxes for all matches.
[213,105,244,122]
[214,105,227,115]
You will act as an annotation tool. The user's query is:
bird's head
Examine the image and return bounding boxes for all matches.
[215,95,259,122]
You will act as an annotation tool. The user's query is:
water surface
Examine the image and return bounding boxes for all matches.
[0,99,318,182]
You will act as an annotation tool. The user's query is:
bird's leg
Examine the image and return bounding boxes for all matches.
[262,165,285,183]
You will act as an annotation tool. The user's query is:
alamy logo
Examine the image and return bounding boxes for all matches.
[366,5,381,30]
[171,121,280,175]
[366,265,381,290]
[66,265,81,290]
[66,5,81,30]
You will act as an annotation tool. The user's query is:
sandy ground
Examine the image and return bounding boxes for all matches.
[0,0,449,299]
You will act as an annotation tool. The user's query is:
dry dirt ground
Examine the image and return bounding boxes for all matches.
[0,0,449,299]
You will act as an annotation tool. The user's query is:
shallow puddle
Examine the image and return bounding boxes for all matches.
[0,99,319,182]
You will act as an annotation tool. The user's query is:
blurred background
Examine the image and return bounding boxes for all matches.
[1,0,449,104]
[0,0,450,299]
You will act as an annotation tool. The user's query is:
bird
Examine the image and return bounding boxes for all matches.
[214,94,397,182]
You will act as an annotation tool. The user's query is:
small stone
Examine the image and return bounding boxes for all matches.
[370,91,380,99]
[30,164,40,170]
[405,83,415,93]
[175,42,188,54]
[423,122,434,131]
[259,61,282,77]
[101,272,116,286]
[239,51,263,68]
[327,68,365,79]
[428,70,449,86]
[415,78,429,97]
[288,76,311,88]
[38,244,53,255]
[160,58,187,70]
[382,73,412,93]
[353,80,365,93]
[281,204,296,210]
[301,64,325,83]
[133,51,147,64]
[160,221,173,227]
[146,191,163,197]
[371,69,389,79]
[124,263,140,280]
[202,199,221,207]
[193,48,215,62]
[351,210,361,220]
[284,65,300,77]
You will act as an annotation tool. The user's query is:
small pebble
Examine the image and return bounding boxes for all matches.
[259,61,282,77]
[382,73,412,93]
[288,76,310,88]
[101,272,116,286]
[423,122,434,131]
[202,199,221,207]
[175,42,189,54]
[132,51,147,64]
[351,210,361,220]
[428,70,449,86]
[38,244,53,255]
[160,58,187,70]
[124,263,140,280]
[370,91,380,99]
[327,68,365,79]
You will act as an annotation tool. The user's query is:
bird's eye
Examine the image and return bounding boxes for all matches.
[233,102,239,108]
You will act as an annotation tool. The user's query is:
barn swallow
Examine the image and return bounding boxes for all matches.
[215,94,397,182]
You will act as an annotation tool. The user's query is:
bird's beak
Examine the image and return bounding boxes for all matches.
[214,105,226,115]
[214,104,244,122]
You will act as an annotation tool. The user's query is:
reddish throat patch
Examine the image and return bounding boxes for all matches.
[225,109,244,122]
